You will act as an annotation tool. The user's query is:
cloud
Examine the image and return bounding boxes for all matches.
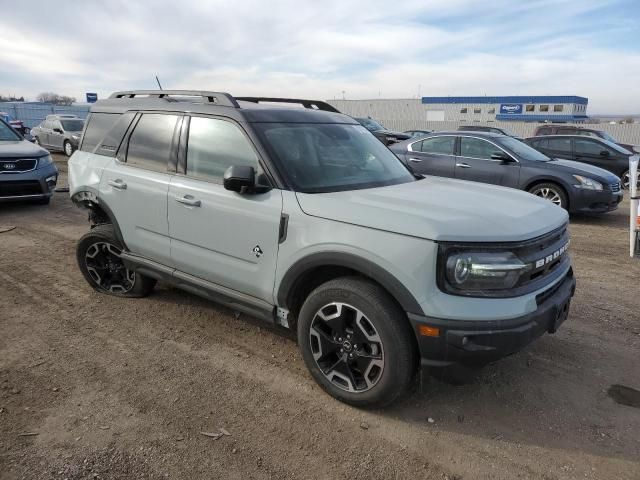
[0,0,637,113]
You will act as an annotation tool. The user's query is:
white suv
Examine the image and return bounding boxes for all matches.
[69,91,576,407]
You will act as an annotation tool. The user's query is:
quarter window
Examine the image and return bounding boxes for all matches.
[459,137,502,159]
[418,136,455,155]
[126,114,179,172]
[81,113,120,152]
[186,117,258,181]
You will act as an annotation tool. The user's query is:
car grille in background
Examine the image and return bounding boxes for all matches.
[0,159,37,173]
[0,181,43,197]
[610,182,621,193]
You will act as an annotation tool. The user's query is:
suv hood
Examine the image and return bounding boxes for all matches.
[547,159,620,183]
[0,140,49,158]
[296,177,568,242]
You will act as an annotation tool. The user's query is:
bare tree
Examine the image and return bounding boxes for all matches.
[36,92,77,105]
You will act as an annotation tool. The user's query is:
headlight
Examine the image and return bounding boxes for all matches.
[38,155,53,168]
[444,251,530,291]
[72,134,80,140]
[572,175,603,191]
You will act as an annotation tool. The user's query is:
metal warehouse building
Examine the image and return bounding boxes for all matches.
[329,95,589,124]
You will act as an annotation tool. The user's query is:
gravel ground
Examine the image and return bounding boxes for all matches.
[1,155,639,480]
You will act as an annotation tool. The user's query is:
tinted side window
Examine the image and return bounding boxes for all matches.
[126,114,179,172]
[575,138,611,156]
[530,138,549,149]
[537,127,551,135]
[557,128,577,135]
[459,137,501,159]
[186,117,258,181]
[420,136,455,155]
[547,138,572,152]
[81,113,120,152]
[98,112,136,158]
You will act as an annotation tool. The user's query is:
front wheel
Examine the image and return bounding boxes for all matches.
[76,224,156,297]
[297,277,416,408]
[64,140,73,157]
[528,183,568,210]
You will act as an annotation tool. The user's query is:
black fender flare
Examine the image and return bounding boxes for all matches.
[71,187,128,249]
[276,251,424,315]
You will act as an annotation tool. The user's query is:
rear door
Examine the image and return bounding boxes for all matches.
[455,136,520,187]
[50,120,65,151]
[536,137,573,160]
[99,112,181,265]
[405,135,456,178]
[168,115,282,303]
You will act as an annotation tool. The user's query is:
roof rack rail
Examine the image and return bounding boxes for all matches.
[108,90,240,108]
[235,97,340,113]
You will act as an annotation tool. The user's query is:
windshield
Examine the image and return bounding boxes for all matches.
[255,123,415,193]
[599,137,633,155]
[61,119,84,131]
[598,131,617,143]
[498,136,550,161]
[0,120,21,141]
[355,118,385,132]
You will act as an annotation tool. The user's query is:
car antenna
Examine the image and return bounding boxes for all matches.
[155,75,163,90]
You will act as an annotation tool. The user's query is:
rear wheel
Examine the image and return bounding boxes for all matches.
[76,224,156,297]
[297,277,416,407]
[622,170,640,190]
[64,140,73,157]
[528,182,568,210]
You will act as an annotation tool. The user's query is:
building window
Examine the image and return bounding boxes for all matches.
[554,105,563,112]
[526,105,535,112]
[487,107,495,114]
[539,105,549,112]
[460,107,468,114]
[473,108,481,114]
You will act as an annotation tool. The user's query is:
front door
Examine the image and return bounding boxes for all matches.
[168,115,282,303]
[406,135,457,178]
[572,137,620,174]
[455,136,520,187]
[99,112,181,265]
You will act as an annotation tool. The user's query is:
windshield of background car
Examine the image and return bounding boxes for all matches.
[255,123,415,193]
[356,118,385,132]
[498,136,550,161]
[0,120,21,141]
[598,131,618,144]
[61,119,85,131]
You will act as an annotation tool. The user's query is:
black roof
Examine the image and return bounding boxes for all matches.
[92,90,356,124]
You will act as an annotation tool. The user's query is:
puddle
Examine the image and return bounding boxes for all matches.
[608,384,640,409]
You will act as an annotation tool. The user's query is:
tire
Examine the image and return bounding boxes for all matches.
[622,170,639,190]
[297,276,416,408]
[76,224,156,297]
[63,140,73,157]
[528,182,568,210]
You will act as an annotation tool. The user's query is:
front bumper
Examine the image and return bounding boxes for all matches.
[0,163,58,203]
[570,188,623,214]
[409,268,576,370]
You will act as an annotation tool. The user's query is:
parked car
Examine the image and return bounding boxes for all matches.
[70,90,576,407]
[404,129,433,138]
[532,125,639,154]
[0,118,58,204]
[525,135,639,189]
[0,112,31,137]
[458,125,522,139]
[354,117,411,145]
[32,115,85,156]
[390,132,622,214]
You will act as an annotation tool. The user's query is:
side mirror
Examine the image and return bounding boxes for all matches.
[223,166,272,194]
[53,128,63,134]
[491,152,514,162]
[600,150,610,157]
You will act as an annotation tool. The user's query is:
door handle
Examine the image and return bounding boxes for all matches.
[107,179,127,190]
[175,195,201,207]
[408,157,423,163]
[456,162,471,168]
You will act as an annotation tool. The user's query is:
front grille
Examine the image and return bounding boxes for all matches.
[513,224,570,290]
[610,182,621,193]
[0,181,43,197]
[0,158,38,173]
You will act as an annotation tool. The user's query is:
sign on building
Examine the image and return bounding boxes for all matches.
[499,104,522,115]
[86,93,98,103]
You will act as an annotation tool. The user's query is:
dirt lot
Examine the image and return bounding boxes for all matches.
[1,154,639,480]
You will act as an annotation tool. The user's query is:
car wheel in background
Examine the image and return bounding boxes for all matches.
[76,224,156,297]
[297,276,416,408]
[64,140,73,157]
[621,170,640,190]
[528,183,568,210]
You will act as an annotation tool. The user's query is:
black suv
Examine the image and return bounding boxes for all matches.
[354,117,410,145]
[532,125,638,154]
[525,135,638,189]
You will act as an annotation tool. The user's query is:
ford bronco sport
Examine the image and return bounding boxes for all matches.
[69,91,576,407]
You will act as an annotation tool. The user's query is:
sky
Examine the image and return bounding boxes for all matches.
[1,0,639,114]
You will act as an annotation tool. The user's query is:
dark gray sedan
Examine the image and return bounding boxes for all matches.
[389,131,623,214]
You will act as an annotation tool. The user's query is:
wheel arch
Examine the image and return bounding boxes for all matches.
[276,252,424,324]
[71,188,128,249]
[524,178,571,209]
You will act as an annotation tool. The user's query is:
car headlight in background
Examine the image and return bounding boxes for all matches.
[572,175,603,191]
[37,154,53,168]
[444,251,529,291]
